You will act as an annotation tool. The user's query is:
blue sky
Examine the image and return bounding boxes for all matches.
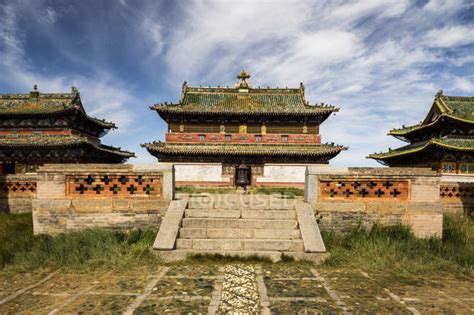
[0,0,473,165]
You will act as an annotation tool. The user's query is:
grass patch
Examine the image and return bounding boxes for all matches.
[2,212,472,276]
[175,186,234,194]
[249,187,304,197]
[322,215,473,275]
[0,213,158,271]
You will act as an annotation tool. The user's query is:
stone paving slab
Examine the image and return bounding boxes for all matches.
[0,269,53,300]
[61,294,136,314]
[90,274,150,293]
[1,292,68,314]
[0,263,472,314]
[135,298,210,314]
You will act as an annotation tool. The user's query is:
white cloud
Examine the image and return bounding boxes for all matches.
[422,0,466,13]
[328,0,409,21]
[424,25,474,48]
[0,4,22,60]
[2,1,474,166]
[140,17,163,57]
[152,0,474,166]
[38,7,58,24]
[0,3,137,132]
[451,76,474,92]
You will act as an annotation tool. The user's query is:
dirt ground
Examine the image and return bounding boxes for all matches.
[0,261,472,314]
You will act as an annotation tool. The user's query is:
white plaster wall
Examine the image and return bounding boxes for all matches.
[174,163,228,182]
[256,164,308,183]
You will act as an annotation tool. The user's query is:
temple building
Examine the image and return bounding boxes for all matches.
[0,86,134,174]
[369,91,473,174]
[143,71,346,187]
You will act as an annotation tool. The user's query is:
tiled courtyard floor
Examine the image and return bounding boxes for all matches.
[0,262,473,314]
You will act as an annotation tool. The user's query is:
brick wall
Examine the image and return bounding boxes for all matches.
[305,166,443,238]
[439,174,474,215]
[166,132,321,144]
[0,174,37,214]
[32,164,174,235]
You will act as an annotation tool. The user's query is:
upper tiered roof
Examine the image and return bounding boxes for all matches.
[0,86,115,129]
[369,91,474,164]
[0,86,134,163]
[389,91,474,139]
[152,71,338,119]
[0,133,134,158]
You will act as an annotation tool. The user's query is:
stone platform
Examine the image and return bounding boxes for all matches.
[153,193,328,262]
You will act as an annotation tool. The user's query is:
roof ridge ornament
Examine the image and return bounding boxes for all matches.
[237,70,250,89]
[30,84,39,102]
[436,89,443,98]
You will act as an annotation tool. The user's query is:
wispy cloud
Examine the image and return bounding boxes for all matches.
[154,0,474,166]
[424,25,474,48]
[0,1,138,131]
[0,0,473,166]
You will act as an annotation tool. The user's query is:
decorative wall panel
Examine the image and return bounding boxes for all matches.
[67,175,162,198]
[320,179,409,201]
[0,181,36,197]
[440,183,474,203]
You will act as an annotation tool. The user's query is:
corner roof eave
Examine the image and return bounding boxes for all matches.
[0,106,116,129]
[368,138,474,161]
[388,113,474,137]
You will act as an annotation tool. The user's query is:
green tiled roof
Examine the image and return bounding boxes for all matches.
[142,142,346,157]
[442,95,474,120]
[0,133,135,157]
[389,93,473,136]
[368,136,474,160]
[0,89,116,128]
[152,83,338,117]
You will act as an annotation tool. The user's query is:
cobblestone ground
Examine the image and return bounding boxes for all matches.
[0,262,473,314]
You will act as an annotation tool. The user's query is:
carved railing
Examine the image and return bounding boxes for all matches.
[439,183,474,203]
[0,180,37,197]
[320,179,409,201]
[67,174,163,198]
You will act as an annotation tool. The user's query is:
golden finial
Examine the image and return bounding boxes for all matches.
[237,70,250,89]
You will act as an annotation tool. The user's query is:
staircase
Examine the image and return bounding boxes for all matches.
[154,194,328,262]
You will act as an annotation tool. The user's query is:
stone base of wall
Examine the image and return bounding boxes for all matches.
[442,203,474,216]
[315,202,443,238]
[0,197,34,214]
[33,198,169,234]
[0,174,38,214]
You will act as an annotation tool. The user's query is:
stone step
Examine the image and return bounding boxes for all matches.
[184,209,296,219]
[186,196,297,210]
[241,210,295,219]
[181,218,298,229]
[176,239,304,252]
[185,209,241,218]
[155,249,329,263]
[178,228,301,239]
